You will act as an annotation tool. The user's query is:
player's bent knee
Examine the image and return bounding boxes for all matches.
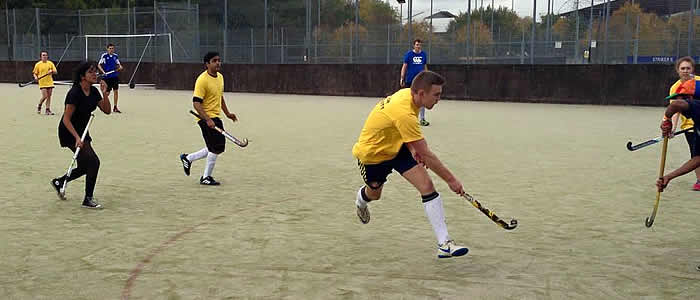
[364,182,383,200]
[416,180,436,195]
[367,182,383,190]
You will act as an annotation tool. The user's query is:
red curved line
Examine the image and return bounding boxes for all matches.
[121,215,225,300]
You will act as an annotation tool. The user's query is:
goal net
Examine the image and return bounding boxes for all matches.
[55,33,173,88]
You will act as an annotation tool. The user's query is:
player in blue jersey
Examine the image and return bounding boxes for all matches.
[401,39,429,126]
[98,43,124,113]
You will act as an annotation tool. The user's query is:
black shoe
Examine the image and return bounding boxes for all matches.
[82,197,103,209]
[200,176,220,186]
[51,177,66,200]
[180,154,191,176]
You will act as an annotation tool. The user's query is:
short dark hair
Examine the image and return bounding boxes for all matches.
[676,56,696,72]
[40,50,48,56]
[106,43,115,48]
[411,71,445,93]
[413,39,422,45]
[203,51,220,64]
[73,60,97,86]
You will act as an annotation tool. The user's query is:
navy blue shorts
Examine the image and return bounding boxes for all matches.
[102,77,119,91]
[357,144,418,189]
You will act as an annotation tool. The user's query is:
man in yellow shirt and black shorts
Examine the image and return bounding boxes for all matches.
[352,70,469,258]
[33,50,57,115]
[179,52,239,185]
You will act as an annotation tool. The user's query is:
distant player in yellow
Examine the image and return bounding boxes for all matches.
[352,70,469,258]
[179,52,239,185]
[668,56,700,190]
[33,50,57,115]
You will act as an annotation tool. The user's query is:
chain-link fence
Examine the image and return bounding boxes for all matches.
[0,0,696,64]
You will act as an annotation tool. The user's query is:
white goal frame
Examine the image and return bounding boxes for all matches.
[83,33,173,63]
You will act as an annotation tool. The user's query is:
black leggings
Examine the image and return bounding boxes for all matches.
[63,142,100,198]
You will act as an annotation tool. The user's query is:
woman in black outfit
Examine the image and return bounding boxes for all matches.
[50,61,111,208]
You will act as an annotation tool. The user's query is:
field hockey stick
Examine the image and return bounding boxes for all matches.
[626,128,692,151]
[461,192,518,230]
[19,72,52,88]
[98,70,116,79]
[645,137,669,228]
[59,114,95,196]
[189,110,249,147]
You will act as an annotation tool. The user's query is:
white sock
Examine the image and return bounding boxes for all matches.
[423,193,449,245]
[356,187,368,208]
[203,152,218,178]
[187,148,208,162]
[419,107,426,120]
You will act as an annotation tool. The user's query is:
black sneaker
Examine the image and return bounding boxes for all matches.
[180,154,191,176]
[200,176,220,186]
[82,197,103,209]
[50,177,66,200]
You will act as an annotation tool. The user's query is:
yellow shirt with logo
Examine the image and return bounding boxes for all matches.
[669,75,700,130]
[193,70,224,120]
[352,88,424,164]
[32,61,56,88]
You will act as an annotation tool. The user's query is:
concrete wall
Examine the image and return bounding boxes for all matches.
[0,61,678,106]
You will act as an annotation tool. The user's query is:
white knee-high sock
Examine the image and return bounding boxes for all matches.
[203,152,218,177]
[423,193,449,245]
[187,148,209,162]
[356,186,369,208]
[419,107,426,120]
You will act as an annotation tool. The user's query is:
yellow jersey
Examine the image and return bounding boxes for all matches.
[32,60,56,88]
[669,75,700,130]
[193,70,224,120]
[352,88,424,164]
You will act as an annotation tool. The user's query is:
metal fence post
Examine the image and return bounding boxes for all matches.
[633,14,639,64]
[223,0,227,63]
[531,0,536,64]
[36,8,41,54]
[387,24,390,64]
[12,8,16,60]
[251,28,254,63]
[689,0,695,56]
[575,0,580,63]
[5,4,10,60]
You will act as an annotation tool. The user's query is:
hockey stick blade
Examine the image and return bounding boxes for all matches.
[19,73,52,88]
[645,137,669,228]
[18,80,35,87]
[462,193,518,230]
[221,130,249,147]
[627,128,692,151]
